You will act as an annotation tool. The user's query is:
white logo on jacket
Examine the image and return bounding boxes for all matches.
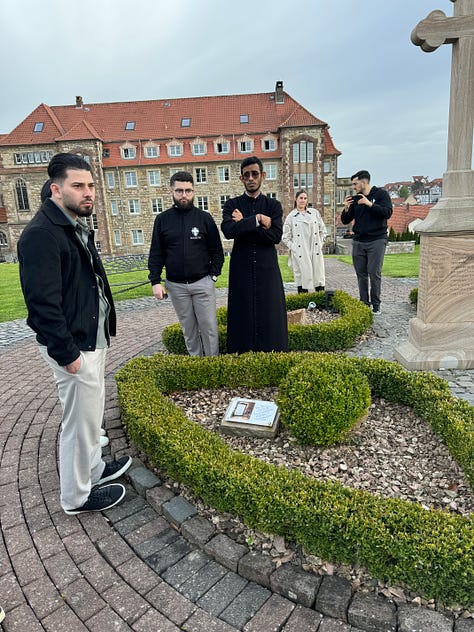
[190,226,201,240]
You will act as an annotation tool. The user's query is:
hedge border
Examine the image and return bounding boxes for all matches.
[162,290,373,354]
[115,352,474,607]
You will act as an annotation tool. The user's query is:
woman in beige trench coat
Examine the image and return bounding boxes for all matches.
[282,190,327,293]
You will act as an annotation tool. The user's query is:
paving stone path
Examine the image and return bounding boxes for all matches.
[1,260,473,631]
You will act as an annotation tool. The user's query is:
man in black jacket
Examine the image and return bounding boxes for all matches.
[148,171,224,356]
[18,153,131,515]
[341,170,393,313]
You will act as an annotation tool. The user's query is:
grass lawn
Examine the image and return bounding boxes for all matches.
[0,256,296,323]
[0,249,418,323]
[333,244,420,278]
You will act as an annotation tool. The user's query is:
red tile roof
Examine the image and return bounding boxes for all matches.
[0,91,333,150]
[388,204,432,233]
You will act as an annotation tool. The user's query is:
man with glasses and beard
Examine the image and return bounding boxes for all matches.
[18,153,131,515]
[148,171,224,356]
[221,156,288,354]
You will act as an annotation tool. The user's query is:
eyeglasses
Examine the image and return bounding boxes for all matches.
[173,188,194,195]
[241,170,261,180]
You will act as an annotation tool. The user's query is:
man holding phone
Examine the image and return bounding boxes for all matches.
[341,170,392,314]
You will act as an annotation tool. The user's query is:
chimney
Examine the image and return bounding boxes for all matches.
[75,96,83,108]
[275,81,284,104]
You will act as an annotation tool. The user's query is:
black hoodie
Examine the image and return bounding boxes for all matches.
[340,186,393,242]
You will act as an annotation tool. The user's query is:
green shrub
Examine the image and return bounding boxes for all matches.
[162,291,373,354]
[409,287,418,305]
[116,352,474,607]
[277,356,371,445]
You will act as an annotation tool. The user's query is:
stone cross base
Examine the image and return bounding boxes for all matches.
[395,232,474,370]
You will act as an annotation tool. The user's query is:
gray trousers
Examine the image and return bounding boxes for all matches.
[351,238,387,309]
[166,276,219,356]
[39,346,107,511]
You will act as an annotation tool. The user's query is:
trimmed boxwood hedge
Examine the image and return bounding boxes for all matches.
[115,352,474,607]
[162,290,373,354]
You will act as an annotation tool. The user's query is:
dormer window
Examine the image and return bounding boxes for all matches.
[121,145,136,159]
[240,114,249,124]
[181,117,191,127]
[125,121,135,131]
[33,122,44,133]
[262,138,277,152]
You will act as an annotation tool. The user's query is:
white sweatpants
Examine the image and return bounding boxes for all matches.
[39,346,107,511]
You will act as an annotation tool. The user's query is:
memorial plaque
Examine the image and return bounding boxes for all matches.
[221,398,280,438]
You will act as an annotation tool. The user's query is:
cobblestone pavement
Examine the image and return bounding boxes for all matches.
[1,260,473,631]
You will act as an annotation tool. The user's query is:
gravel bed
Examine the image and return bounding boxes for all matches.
[157,385,474,618]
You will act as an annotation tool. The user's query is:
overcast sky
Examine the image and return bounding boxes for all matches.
[0,0,454,185]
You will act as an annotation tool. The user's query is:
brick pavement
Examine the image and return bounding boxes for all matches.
[1,260,473,631]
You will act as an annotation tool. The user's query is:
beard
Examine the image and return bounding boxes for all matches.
[64,199,94,218]
[173,196,194,210]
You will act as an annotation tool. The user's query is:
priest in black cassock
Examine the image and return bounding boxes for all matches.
[221,156,288,354]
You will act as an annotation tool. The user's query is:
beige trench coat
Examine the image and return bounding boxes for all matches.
[282,207,327,290]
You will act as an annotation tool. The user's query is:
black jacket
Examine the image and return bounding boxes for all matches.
[148,205,224,284]
[340,186,393,242]
[17,199,116,366]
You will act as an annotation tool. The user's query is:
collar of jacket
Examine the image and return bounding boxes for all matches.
[41,199,76,228]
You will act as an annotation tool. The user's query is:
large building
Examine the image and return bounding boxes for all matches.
[0,81,340,259]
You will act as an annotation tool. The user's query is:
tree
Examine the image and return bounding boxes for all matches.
[399,185,410,199]
[411,180,424,195]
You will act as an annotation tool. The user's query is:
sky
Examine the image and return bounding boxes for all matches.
[0,0,454,185]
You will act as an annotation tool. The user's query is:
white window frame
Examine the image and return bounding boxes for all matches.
[218,166,230,183]
[263,138,276,152]
[145,146,159,158]
[106,172,115,189]
[151,198,163,214]
[121,146,136,159]
[239,140,253,153]
[128,199,140,215]
[323,194,330,205]
[197,196,209,212]
[323,160,330,173]
[114,229,121,246]
[168,144,183,157]
[192,143,206,156]
[195,167,207,183]
[131,229,144,245]
[265,164,277,180]
[110,200,118,216]
[124,171,137,188]
[215,141,230,154]
[220,195,230,210]
[148,170,161,186]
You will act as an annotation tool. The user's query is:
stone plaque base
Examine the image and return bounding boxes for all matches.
[395,232,474,370]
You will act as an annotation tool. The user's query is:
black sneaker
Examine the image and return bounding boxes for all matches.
[97,455,132,486]
[64,483,125,515]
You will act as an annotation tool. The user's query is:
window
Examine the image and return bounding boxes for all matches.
[124,171,137,187]
[16,178,29,211]
[148,170,161,186]
[114,230,121,246]
[307,173,314,188]
[215,141,230,154]
[267,192,277,199]
[294,173,311,188]
[106,172,115,188]
[239,140,253,153]
[110,200,118,215]
[181,117,191,127]
[170,168,181,176]
[122,146,136,159]
[265,164,277,180]
[125,121,135,130]
[218,166,230,183]
[220,195,230,210]
[263,139,276,151]
[293,141,313,164]
[323,194,330,205]
[240,114,249,124]
[102,148,110,158]
[168,144,183,157]
[128,199,140,214]
[33,122,44,133]
[151,198,163,214]
[14,151,52,164]
[131,229,144,245]
[0,232,7,247]
[95,241,101,253]
[323,161,330,173]
[145,146,159,158]
[195,168,207,183]
[197,196,209,212]
[91,214,98,230]
[192,143,206,156]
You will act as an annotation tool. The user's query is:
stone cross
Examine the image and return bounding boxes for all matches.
[411,0,474,181]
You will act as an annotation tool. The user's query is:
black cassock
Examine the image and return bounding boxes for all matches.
[221,193,288,354]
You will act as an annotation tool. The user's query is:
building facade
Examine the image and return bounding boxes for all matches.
[0,82,340,259]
